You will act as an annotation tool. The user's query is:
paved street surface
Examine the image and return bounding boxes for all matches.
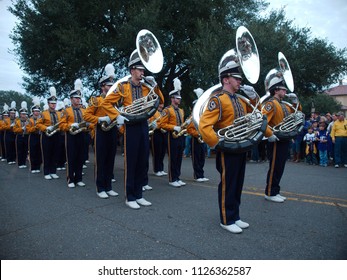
[1,149,346,260]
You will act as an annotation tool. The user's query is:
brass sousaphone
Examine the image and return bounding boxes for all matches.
[103,29,163,130]
[263,52,305,139]
[192,26,267,153]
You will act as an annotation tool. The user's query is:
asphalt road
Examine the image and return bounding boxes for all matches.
[1,149,346,260]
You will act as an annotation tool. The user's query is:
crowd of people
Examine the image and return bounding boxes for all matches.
[244,111,347,169]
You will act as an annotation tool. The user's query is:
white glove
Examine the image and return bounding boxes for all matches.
[144,76,157,87]
[46,125,54,132]
[173,126,181,132]
[185,118,192,125]
[98,116,111,124]
[116,115,129,125]
[268,134,279,142]
[151,120,157,129]
[286,93,298,103]
[10,122,15,127]
[71,123,79,129]
[240,85,257,100]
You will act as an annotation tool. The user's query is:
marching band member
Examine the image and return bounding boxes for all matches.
[160,78,186,188]
[59,79,87,188]
[0,104,10,162]
[199,57,258,234]
[13,101,29,168]
[55,100,66,171]
[102,50,164,209]
[187,88,209,182]
[262,76,302,203]
[36,87,61,180]
[3,101,18,165]
[149,103,168,177]
[26,97,42,173]
[83,63,119,199]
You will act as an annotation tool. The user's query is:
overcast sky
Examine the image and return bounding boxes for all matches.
[0,0,346,94]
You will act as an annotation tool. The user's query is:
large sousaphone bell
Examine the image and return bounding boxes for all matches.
[104,29,163,128]
[262,52,305,139]
[192,26,267,153]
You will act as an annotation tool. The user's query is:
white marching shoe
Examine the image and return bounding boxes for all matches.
[44,175,52,180]
[220,223,243,234]
[76,181,86,187]
[50,174,59,179]
[68,182,75,188]
[177,180,186,186]
[97,191,109,199]
[276,194,287,201]
[235,220,249,229]
[160,171,168,176]
[169,181,181,188]
[264,195,284,203]
[125,200,140,209]
[107,190,118,197]
[136,198,152,206]
[142,185,153,191]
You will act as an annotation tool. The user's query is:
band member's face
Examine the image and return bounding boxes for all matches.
[131,68,145,82]
[172,97,181,106]
[101,84,111,95]
[276,88,287,99]
[48,103,56,110]
[71,97,81,107]
[224,76,242,92]
[10,112,15,119]
[33,111,40,117]
[20,113,27,120]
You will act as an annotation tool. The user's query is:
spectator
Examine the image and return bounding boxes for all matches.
[316,122,328,167]
[330,112,347,168]
[303,126,318,165]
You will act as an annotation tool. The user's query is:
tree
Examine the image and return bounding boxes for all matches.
[0,90,34,112]
[9,0,347,114]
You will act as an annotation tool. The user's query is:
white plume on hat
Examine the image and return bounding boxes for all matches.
[56,100,64,111]
[105,63,115,77]
[74,78,83,91]
[21,101,28,110]
[32,96,40,106]
[193,88,204,98]
[64,98,70,107]
[49,86,57,97]
[64,98,71,107]
[173,78,182,91]
[43,104,49,110]
[3,103,9,111]
[10,101,16,109]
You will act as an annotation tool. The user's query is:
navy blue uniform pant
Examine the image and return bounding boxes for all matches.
[168,133,184,182]
[16,134,28,166]
[66,132,84,184]
[151,130,167,173]
[95,125,117,193]
[29,133,42,171]
[41,133,59,175]
[266,140,290,196]
[191,137,205,179]
[124,121,149,201]
[216,151,246,225]
[5,131,16,163]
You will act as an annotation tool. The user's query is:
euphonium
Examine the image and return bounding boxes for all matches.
[263,52,305,140]
[45,121,62,137]
[192,26,267,153]
[172,116,192,138]
[103,29,163,130]
[69,121,87,135]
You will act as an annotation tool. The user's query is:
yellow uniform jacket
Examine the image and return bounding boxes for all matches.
[160,105,185,132]
[26,116,41,134]
[13,118,30,134]
[261,96,302,137]
[187,122,199,138]
[199,88,257,148]
[59,106,86,132]
[102,78,164,122]
[36,110,63,132]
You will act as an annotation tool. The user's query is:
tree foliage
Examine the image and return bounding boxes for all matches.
[8,0,347,114]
